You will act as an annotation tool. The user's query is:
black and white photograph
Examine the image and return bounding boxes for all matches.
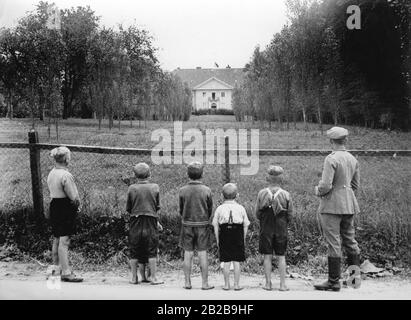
[0,0,410,311]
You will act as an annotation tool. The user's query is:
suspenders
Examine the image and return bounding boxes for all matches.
[266,187,288,212]
[228,210,234,225]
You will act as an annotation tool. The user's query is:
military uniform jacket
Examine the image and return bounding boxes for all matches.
[316,148,360,215]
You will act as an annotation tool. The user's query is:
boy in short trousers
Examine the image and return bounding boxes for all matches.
[212,183,250,291]
[179,162,214,290]
[255,166,294,291]
[126,163,163,285]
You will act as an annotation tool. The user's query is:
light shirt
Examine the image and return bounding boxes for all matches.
[47,167,79,201]
[212,200,250,227]
[316,147,360,215]
[254,186,294,220]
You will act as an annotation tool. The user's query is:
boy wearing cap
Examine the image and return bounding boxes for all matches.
[126,162,163,285]
[314,127,361,292]
[255,166,294,291]
[212,183,250,291]
[179,161,214,290]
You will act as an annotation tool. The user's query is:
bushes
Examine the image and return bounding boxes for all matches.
[192,109,235,116]
[1,207,410,267]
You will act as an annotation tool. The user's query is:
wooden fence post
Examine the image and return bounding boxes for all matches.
[224,136,230,184]
[28,130,44,217]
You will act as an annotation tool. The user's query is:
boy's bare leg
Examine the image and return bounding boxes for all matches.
[263,254,273,290]
[149,257,164,285]
[199,251,214,290]
[138,263,148,282]
[277,256,289,291]
[223,262,230,290]
[233,262,243,290]
[146,263,151,280]
[58,236,71,275]
[183,251,194,289]
[52,237,59,266]
[129,259,138,284]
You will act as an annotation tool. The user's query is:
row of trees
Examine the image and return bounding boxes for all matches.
[233,0,410,131]
[0,1,192,130]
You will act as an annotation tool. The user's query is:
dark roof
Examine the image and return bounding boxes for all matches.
[172,68,245,89]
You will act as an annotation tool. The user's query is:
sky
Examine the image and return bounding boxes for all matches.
[0,0,288,71]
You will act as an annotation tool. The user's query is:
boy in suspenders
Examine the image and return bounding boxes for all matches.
[255,166,294,291]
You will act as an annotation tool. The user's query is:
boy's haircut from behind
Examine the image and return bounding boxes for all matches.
[187,161,203,180]
[331,137,347,145]
[266,165,284,184]
[222,183,238,200]
[50,146,71,164]
[133,162,151,179]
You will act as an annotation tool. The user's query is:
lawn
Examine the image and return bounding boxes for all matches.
[0,116,410,267]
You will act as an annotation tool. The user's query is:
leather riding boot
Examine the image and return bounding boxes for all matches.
[314,257,341,291]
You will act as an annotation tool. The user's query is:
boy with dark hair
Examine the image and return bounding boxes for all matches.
[126,162,163,285]
[179,161,214,290]
[255,165,294,291]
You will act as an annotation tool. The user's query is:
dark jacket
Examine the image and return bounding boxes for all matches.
[179,181,213,227]
[126,181,160,218]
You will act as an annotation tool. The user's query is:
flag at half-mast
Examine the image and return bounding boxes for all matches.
[46,4,61,30]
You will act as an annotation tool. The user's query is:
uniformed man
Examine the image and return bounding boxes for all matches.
[313,127,361,291]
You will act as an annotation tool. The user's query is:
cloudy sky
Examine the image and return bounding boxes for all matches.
[0,0,288,71]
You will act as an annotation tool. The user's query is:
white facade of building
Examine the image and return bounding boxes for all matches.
[192,77,233,111]
[172,67,244,113]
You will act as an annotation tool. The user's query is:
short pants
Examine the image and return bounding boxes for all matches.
[259,210,288,256]
[179,225,210,251]
[128,215,159,263]
[49,198,78,237]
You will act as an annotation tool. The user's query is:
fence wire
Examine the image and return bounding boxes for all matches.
[1,142,410,237]
[39,149,227,218]
[230,154,411,240]
[0,147,33,211]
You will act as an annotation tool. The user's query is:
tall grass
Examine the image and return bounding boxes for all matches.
[0,117,410,266]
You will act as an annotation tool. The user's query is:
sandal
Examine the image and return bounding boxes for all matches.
[61,273,83,283]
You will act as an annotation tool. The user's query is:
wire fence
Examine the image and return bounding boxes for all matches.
[0,132,410,224]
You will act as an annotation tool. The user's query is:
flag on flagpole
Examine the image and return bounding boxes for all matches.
[46,4,61,30]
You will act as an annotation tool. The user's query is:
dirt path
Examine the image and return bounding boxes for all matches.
[0,261,410,300]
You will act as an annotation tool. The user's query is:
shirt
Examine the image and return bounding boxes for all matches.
[47,167,79,201]
[316,148,360,215]
[212,200,250,227]
[254,186,294,220]
[126,181,160,218]
[179,181,213,227]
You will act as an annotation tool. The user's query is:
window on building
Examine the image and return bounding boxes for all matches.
[203,92,206,98]
[221,92,225,98]
[212,92,216,100]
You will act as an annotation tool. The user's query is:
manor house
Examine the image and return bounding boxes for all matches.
[172,67,244,112]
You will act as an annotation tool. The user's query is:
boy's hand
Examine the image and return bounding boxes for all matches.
[157,222,163,232]
[71,199,81,212]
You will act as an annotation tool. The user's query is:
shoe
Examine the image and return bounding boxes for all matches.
[61,273,83,283]
[314,257,341,291]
